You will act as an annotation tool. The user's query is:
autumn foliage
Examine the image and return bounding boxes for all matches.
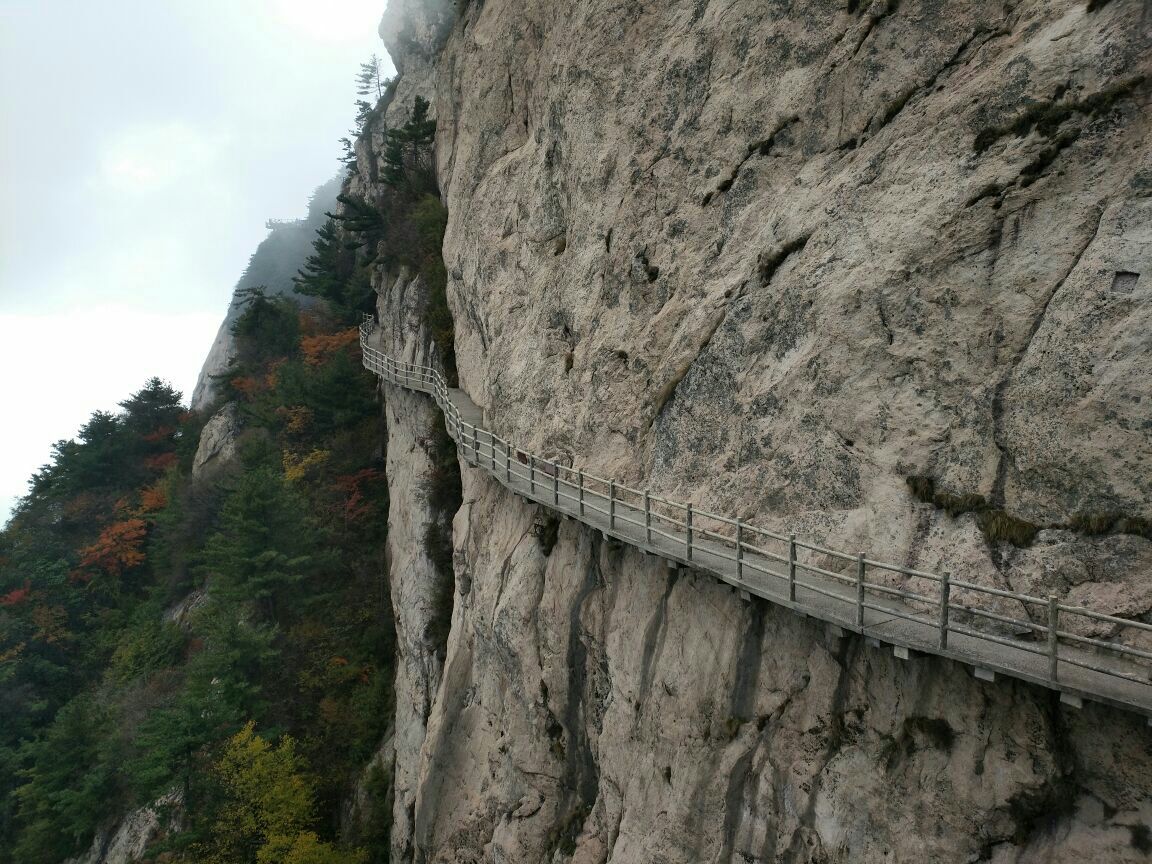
[0,581,31,607]
[300,327,359,366]
[138,482,168,513]
[76,518,148,578]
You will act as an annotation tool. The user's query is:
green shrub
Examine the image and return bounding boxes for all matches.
[976,510,1039,547]
[906,475,935,503]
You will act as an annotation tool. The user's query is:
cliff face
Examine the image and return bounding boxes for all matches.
[364,0,1152,861]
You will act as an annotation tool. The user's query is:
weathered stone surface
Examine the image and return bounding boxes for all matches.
[164,584,209,630]
[64,792,181,864]
[191,402,241,480]
[360,0,1152,860]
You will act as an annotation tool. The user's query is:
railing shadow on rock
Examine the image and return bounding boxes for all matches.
[360,316,1152,720]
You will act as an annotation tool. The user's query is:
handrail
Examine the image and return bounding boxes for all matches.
[359,316,1152,718]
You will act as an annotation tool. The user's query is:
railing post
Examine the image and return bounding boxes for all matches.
[553,466,559,505]
[1048,595,1060,682]
[788,533,797,602]
[855,553,865,631]
[578,470,585,516]
[644,491,651,544]
[529,455,535,495]
[609,481,616,530]
[736,519,744,581]
[505,440,511,483]
[938,571,951,650]
[686,504,693,561]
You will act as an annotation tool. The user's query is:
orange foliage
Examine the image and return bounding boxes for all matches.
[231,376,264,399]
[77,518,148,577]
[264,357,287,390]
[300,328,359,366]
[0,581,31,606]
[138,482,168,513]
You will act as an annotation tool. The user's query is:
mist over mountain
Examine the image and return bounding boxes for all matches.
[190,173,343,410]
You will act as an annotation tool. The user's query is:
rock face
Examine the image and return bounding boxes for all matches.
[64,792,181,864]
[362,0,1152,861]
[191,402,241,480]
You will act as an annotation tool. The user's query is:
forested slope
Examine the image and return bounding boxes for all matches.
[0,269,392,864]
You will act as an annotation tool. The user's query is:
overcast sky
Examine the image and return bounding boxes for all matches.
[0,0,393,522]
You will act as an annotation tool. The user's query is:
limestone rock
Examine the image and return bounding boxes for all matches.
[361,0,1152,860]
[191,402,241,481]
[164,584,209,630]
[64,791,181,864]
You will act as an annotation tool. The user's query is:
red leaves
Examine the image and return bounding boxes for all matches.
[0,581,31,606]
[231,376,264,399]
[76,518,147,578]
[330,469,385,525]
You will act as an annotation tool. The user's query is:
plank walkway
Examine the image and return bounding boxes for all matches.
[360,319,1152,721]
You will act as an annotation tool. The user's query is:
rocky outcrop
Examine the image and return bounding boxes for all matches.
[191,402,241,481]
[63,792,181,864]
[361,0,1152,860]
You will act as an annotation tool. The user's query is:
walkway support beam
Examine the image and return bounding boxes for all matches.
[686,504,693,561]
[939,572,951,650]
[788,533,797,603]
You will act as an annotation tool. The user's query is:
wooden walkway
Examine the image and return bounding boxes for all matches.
[360,319,1152,721]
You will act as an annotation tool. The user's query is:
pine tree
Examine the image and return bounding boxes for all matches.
[355,55,385,101]
[201,467,321,623]
[381,97,436,190]
[293,219,345,304]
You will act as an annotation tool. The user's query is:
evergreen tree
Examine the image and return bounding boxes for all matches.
[202,467,321,623]
[119,377,184,439]
[381,97,436,190]
[231,287,301,364]
[293,219,345,304]
[355,55,386,101]
[12,697,118,862]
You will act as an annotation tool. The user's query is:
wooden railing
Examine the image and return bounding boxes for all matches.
[360,316,1152,719]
